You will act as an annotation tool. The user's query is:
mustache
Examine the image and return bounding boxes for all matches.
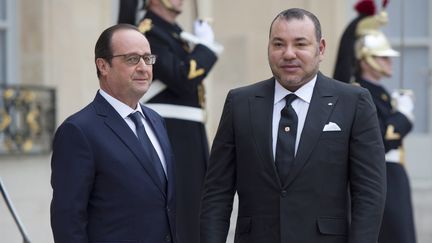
[279,61,301,66]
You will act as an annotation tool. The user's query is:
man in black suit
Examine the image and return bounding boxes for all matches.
[50,24,176,242]
[200,8,386,243]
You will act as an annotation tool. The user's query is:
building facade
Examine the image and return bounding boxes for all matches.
[0,0,431,242]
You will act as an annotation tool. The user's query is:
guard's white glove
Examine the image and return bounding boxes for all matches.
[180,19,224,55]
[392,89,415,122]
[193,19,214,44]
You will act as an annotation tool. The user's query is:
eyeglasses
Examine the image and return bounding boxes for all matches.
[110,53,157,65]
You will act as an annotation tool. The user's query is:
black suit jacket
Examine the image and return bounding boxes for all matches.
[51,93,176,243]
[200,73,386,243]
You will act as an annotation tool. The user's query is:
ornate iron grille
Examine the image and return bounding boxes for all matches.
[0,85,56,154]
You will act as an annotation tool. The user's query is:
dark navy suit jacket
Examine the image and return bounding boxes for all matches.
[51,92,176,243]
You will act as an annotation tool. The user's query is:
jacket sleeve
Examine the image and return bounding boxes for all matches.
[50,121,94,243]
[380,111,412,153]
[146,30,218,96]
[348,89,387,243]
[200,91,236,243]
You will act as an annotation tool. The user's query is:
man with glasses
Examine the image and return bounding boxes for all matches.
[50,24,177,243]
[118,1,222,243]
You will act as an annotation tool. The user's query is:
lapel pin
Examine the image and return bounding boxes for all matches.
[328,103,333,106]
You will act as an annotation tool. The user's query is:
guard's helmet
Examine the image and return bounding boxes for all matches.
[333,0,377,82]
[333,0,393,82]
[354,11,399,75]
[355,31,399,60]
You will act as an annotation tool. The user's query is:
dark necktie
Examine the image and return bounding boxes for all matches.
[275,94,298,184]
[129,112,167,192]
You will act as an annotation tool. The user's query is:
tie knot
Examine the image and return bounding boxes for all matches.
[285,93,297,105]
[129,112,143,127]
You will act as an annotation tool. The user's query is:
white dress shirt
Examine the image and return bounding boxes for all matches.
[99,89,167,173]
[272,75,317,160]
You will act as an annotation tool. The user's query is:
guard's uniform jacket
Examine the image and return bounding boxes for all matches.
[357,78,416,243]
[138,10,218,243]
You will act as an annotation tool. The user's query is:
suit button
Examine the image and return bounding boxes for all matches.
[281,190,287,197]
[166,206,171,212]
[165,235,171,242]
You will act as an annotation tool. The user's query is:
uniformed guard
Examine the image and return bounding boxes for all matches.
[118,1,222,243]
[334,1,417,243]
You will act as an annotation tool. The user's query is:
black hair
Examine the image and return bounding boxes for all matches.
[94,24,140,78]
[269,8,322,43]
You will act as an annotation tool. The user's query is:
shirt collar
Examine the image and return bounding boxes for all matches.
[274,75,317,105]
[99,89,144,119]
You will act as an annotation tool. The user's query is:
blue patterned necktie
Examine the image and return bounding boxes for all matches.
[129,112,167,192]
[275,94,298,184]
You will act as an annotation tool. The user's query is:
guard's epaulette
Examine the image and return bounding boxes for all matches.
[138,18,153,34]
[381,93,389,101]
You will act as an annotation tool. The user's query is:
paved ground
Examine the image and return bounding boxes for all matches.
[412,187,432,242]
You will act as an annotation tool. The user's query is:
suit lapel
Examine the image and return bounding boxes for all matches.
[249,79,281,187]
[283,74,338,188]
[93,94,167,197]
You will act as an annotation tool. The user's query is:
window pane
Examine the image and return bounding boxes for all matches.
[382,47,429,133]
[0,32,5,84]
[0,0,5,20]
[385,0,428,38]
